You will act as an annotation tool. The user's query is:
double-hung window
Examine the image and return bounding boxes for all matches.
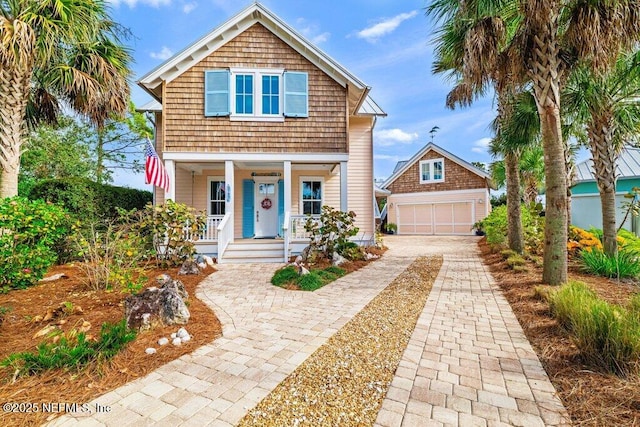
[419,159,445,184]
[204,68,308,120]
[209,178,226,215]
[301,179,322,215]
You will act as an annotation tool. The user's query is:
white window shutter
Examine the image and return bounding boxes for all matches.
[284,72,308,117]
[204,70,230,116]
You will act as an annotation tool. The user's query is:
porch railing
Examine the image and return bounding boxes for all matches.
[290,215,321,241]
[217,213,233,260]
[200,215,224,241]
[283,211,291,263]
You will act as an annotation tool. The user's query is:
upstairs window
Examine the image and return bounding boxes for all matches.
[419,159,445,184]
[204,69,308,120]
[235,74,254,114]
[262,75,280,115]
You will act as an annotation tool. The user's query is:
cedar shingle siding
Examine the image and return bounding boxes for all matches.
[163,23,347,153]
[388,150,486,194]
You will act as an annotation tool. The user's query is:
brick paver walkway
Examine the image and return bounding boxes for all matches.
[375,238,570,427]
[49,236,569,426]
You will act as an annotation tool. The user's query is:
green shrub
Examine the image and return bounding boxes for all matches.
[500,249,517,259]
[323,266,346,277]
[337,241,365,261]
[72,223,148,293]
[477,203,544,253]
[271,266,299,287]
[506,254,526,268]
[618,229,640,257]
[305,206,359,260]
[0,197,68,291]
[580,248,640,279]
[1,320,136,377]
[548,281,640,376]
[28,178,151,222]
[123,201,206,267]
[298,272,325,291]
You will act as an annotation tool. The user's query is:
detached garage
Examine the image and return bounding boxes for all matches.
[382,143,492,236]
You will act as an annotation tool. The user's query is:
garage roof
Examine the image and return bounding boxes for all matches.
[382,142,491,189]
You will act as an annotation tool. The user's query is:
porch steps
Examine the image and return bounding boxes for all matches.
[221,240,287,264]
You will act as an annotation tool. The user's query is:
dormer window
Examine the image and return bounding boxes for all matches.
[204,68,308,121]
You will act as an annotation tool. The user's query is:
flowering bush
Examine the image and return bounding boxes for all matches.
[0,197,68,291]
[567,226,603,258]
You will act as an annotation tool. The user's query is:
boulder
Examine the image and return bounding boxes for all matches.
[300,245,312,262]
[124,276,190,331]
[202,255,215,267]
[332,252,347,266]
[157,275,188,299]
[299,266,310,275]
[178,259,200,275]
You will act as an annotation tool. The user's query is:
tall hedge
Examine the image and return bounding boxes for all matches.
[28,178,152,221]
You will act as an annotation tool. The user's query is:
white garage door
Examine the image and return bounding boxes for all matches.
[397,202,474,235]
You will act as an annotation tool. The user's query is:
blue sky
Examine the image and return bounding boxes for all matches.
[107,0,499,189]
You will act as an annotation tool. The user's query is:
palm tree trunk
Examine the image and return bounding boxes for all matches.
[0,66,31,198]
[589,118,618,256]
[529,29,568,285]
[505,152,524,253]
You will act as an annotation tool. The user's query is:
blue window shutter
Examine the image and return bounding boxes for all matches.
[242,179,255,238]
[204,70,230,116]
[284,72,308,117]
[278,179,284,236]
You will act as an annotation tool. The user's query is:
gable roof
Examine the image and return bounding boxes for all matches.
[382,142,492,189]
[137,2,385,117]
[573,147,640,184]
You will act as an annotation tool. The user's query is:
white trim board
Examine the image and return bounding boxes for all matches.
[389,188,488,198]
[163,152,349,162]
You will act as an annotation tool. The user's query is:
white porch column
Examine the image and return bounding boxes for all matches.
[340,161,348,212]
[164,160,175,202]
[284,161,292,214]
[225,160,234,240]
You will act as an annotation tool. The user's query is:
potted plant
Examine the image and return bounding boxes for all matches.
[472,220,485,236]
[385,222,397,234]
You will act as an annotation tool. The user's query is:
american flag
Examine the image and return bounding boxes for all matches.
[145,139,170,192]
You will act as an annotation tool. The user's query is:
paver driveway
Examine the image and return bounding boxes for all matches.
[49,236,569,426]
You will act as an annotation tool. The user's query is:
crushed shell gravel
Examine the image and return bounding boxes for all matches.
[238,256,442,427]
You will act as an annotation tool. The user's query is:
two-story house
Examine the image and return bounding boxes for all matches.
[138,3,385,263]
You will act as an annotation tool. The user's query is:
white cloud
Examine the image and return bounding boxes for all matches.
[356,10,418,42]
[471,137,492,153]
[296,18,331,45]
[375,128,419,147]
[182,1,197,13]
[107,0,171,7]
[150,46,174,60]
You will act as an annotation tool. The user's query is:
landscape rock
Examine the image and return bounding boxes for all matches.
[365,253,379,260]
[202,255,215,267]
[181,334,191,342]
[300,266,310,276]
[301,245,312,262]
[178,259,200,275]
[124,276,190,331]
[177,327,189,339]
[39,273,68,283]
[172,337,182,346]
[145,348,157,355]
[295,255,303,264]
[332,252,347,266]
[158,337,169,346]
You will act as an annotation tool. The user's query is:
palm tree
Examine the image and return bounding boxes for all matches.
[0,0,132,197]
[430,0,527,253]
[429,0,640,285]
[563,49,640,256]
[490,145,545,203]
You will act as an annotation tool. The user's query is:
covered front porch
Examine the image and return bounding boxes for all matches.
[161,153,350,263]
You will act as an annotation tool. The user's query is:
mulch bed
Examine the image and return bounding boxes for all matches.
[479,238,640,426]
[239,256,442,426]
[0,264,222,427]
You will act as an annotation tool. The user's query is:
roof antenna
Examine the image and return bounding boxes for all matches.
[429,126,440,143]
